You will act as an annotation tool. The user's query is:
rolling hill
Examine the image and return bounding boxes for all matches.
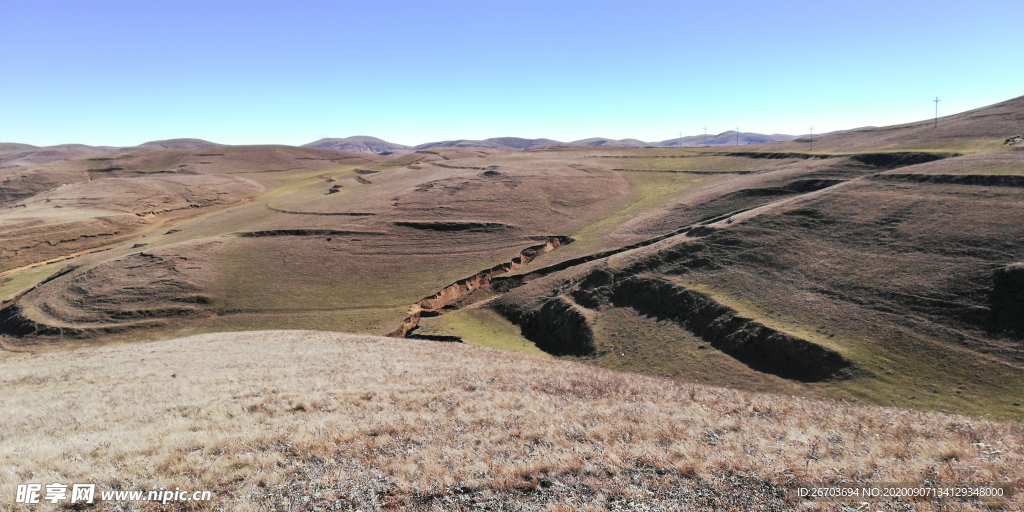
[760,95,1024,153]
[302,135,412,155]
[136,138,221,150]
[414,137,562,151]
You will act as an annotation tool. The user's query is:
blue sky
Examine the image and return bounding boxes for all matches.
[2,0,1021,146]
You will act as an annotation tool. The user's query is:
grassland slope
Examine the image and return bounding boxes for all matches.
[1,330,1020,510]
[759,94,1024,152]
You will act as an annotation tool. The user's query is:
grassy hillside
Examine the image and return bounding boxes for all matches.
[758,94,1024,153]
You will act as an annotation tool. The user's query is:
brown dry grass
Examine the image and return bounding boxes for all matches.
[2,330,1021,510]
[754,94,1024,153]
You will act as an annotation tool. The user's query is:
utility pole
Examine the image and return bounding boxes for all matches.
[809,126,814,151]
[934,97,940,128]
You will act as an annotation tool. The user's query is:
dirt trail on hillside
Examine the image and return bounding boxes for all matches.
[0,244,118,281]
[405,154,964,362]
[700,176,863,229]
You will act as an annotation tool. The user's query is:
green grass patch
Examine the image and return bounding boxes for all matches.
[207,237,542,336]
[192,307,405,337]
[678,280,1024,420]
[417,306,550,358]
[0,265,65,301]
[525,171,710,262]
[605,155,768,172]
[881,139,1005,154]
[581,306,805,394]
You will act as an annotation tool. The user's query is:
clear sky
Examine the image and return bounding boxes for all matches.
[2,0,1021,147]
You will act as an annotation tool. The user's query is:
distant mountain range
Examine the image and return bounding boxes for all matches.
[301,129,869,155]
[136,138,221,150]
[297,136,410,155]
[2,129,871,165]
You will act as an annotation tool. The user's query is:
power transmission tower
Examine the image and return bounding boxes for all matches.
[809,126,814,151]
[934,97,940,128]
[735,127,739,146]
[704,127,707,147]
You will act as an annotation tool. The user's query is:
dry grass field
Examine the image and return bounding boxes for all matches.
[2,330,1022,511]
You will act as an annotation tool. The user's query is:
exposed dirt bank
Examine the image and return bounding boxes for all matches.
[266,205,376,216]
[571,271,852,381]
[849,152,955,169]
[612,168,761,175]
[991,262,1024,337]
[393,221,513,232]
[389,237,573,337]
[873,173,1024,187]
[406,333,464,342]
[489,221,720,293]
[723,151,953,168]
[722,152,836,160]
[489,267,852,381]
[491,296,595,356]
[0,265,81,337]
[236,229,385,237]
